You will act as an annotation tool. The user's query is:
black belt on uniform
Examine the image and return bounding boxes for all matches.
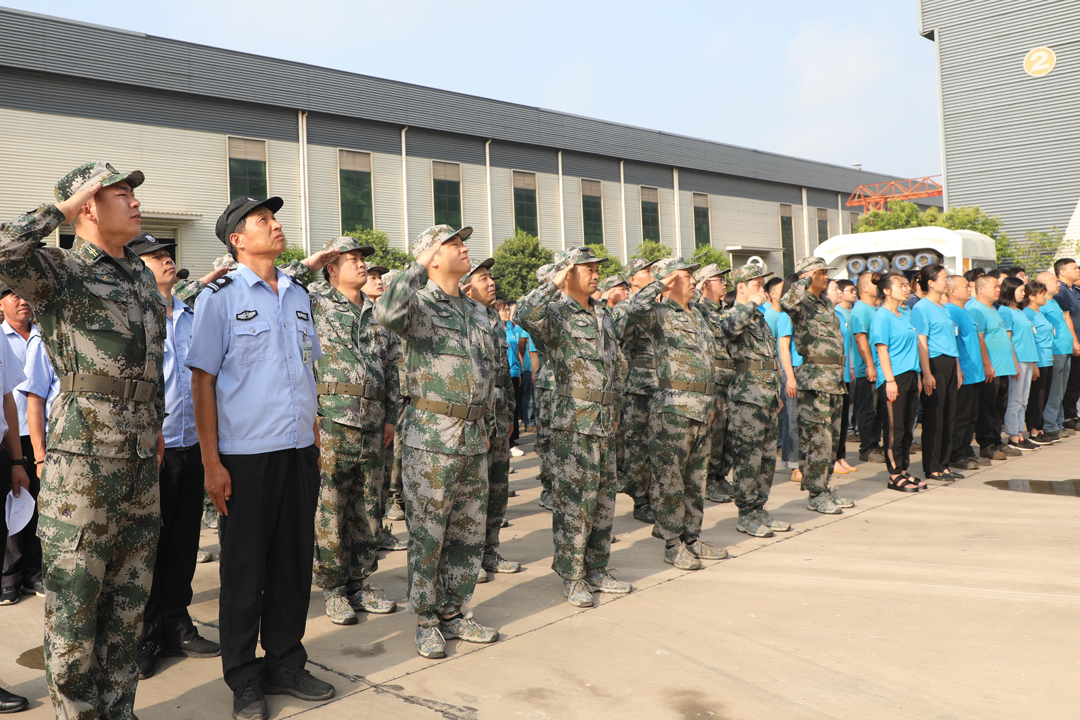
[410,396,485,421]
[556,384,616,406]
[59,373,157,403]
[316,382,387,401]
[803,355,844,366]
[628,360,655,369]
[659,379,717,395]
[714,360,735,370]
[735,361,775,373]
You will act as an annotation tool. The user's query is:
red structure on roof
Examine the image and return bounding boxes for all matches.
[846,176,944,212]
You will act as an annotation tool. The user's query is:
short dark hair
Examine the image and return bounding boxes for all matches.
[837,279,855,293]
[964,267,986,282]
[782,273,800,296]
[765,276,784,294]
[999,276,1024,308]
[1005,266,1026,277]
[918,263,946,292]
[723,289,736,309]
[1022,280,1047,307]
[1055,258,1076,277]
[986,268,1003,279]
[875,272,906,301]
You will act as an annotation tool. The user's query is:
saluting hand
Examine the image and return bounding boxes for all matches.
[198,266,231,286]
[416,243,441,269]
[55,181,102,224]
[301,248,340,272]
[552,261,572,289]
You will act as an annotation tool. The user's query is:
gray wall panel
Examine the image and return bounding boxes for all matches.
[623,161,673,188]
[489,141,559,175]
[679,169,801,205]
[306,112,401,155]
[806,188,841,209]
[562,152,620,183]
[405,128,486,165]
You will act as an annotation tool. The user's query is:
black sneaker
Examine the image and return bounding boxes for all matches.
[0,587,18,606]
[262,666,334,702]
[233,678,268,720]
[1042,430,1061,441]
[136,641,159,679]
[164,635,221,658]
[1028,435,1056,446]
[21,580,45,598]
[1065,419,1077,430]
[0,686,29,714]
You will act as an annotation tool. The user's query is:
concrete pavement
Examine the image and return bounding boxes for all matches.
[3,433,1079,719]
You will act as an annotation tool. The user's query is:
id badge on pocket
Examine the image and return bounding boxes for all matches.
[301,336,313,364]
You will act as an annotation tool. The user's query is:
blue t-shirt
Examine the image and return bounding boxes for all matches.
[1023,307,1054,367]
[966,300,1017,378]
[999,306,1038,364]
[911,297,959,358]
[835,305,852,383]
[505,324,522,377]
[1041,300,1073,356]
[946,301,985,385]
[763,307,802,368]
[871,307,920,388]
[849,300,878,379]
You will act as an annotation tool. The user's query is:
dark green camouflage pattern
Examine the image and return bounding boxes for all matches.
[485,435,511,551]
[648,411,709,543]
[53,161,144,202]
[616,392,650,500]
[796,390,844,497]
[694,298,737,487]
[780,275,846,395]
[548,429,616,580]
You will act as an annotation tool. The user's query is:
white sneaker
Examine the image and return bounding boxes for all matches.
[510,447,524,457]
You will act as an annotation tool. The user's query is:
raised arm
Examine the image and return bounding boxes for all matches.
[780,275,813,320]
[513,280,562,349]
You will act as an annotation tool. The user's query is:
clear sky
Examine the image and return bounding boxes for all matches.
[9,0,942,179]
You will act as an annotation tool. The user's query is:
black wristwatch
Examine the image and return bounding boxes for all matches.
[10,458,28,467]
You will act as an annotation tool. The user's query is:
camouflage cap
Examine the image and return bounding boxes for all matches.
[365,261,389,275]
[793,256,836,275]
[598,275,629,293]
[412,224,473,257]
[536,263,555,284]
[554,246,609,272]
[212,254,238,272]
[54,161,145,202]
[694,263,730,283]
[323,236,374,257]
[729,263,774,285]
[625,257,659,276]
[381,269,400,284]
[458,257,495,288]
[651,257,700,280]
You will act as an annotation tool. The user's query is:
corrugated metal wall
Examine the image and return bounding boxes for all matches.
[678,191,695,258]
[307,112,400,156]
[658,188,677,256]
[536,172,562,252]
[372,152,405,249]
[562,176,583,248]
[266,140,303,249]
[679,169,803,205]
[489,142,559,175]
[405,157,434,240]
[307,144,340,244]
[712,197,781,252]
[624,161,674,189]
[601,180,624,258]
[624,185,642,258]
[562,153,621,184]
[793,205,807,265]
[460,163,489,252]
[407,129,487,166]
[489,166,515,249]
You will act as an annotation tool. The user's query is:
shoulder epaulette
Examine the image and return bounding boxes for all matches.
[207,276,233,293]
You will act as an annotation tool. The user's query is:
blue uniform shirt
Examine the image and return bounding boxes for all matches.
[966,300,1017,378]
[835,305,852,383]
[162,295,198,448]
[871,307,919,388]
[945,301,984,385]
[186,264,322,455]
[763,307,802,367]
[849,300,878,379]
[1023,307,1054,367]
[0,332,25,441]
[999,305,1038,364]
[2,321,35,435]
[1041,300,1073,356]
[911,297,959,358]
[17,329,59,431]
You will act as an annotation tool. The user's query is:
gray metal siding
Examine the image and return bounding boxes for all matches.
[405,128,486,166]
[0,8,904,196]
[561,152,621,184]
[806,188,841,209]
[489,141,559,175]
[306,112,401,155]
[679,169,802,205]
[623,161,674,189]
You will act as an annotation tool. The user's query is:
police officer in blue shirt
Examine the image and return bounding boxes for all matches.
[187,197,334,720]
[125,233,223,680]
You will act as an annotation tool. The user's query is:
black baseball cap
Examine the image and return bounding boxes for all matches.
[0,283,12,300]
[125,232,176,256]
[215,196,284,245]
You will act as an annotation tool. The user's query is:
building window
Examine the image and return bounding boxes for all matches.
[640,187,661,243]
[228,137,267,201]
[693,193,711,248]
[432,161,462,228]
[513,171,538,236]
[581,179,604,245]
[780,204,795,277]
[817,208,830,246]
[339,150,374,233]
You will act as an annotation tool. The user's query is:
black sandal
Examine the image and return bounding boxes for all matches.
[904,472,929,490]
[942,469,964,480]
[887,476,919,493]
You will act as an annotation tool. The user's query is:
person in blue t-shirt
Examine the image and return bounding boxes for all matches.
[764,276,801,482]
[499,301,523,446]
[966,275,1018,459]
[850,273,884,463]
[1052,259,1080,428]
[1023,280,1056,442]
[827,279,857,474]
[1037,271,1074,437]
[911,264,962,482]
[871,273,923,492]
[998,276,1038,451]
[945,275,989,470]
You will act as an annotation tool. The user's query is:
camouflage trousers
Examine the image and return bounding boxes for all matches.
[797,390,843,497]
[728,399,780,514]
[617,392,652,501]
[37,450,160,720]
[387,399,408,515]
[485,435,510,552]
[708,393,734,493]
[313,420,385,591]
[402,446,487,616]
[535,388,553,496]
[548,429,616,580]
[649,412,710,543]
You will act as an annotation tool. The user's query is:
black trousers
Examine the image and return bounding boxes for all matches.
[855,376,882,453]
[835,385,851,461]
[951,383,981,463]
[921,356,958,474]
[218,446,320,690]
[1027,365,1053,432]
[510,376,523,444]
[976,377,1009,449]
[2,437,40,591]
[140,445,205,649]
[879,371,918,476]
[1064,354,1080,421]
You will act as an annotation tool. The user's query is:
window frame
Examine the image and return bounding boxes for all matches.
[431,160,463,229]
[226,136,269,202]
[779,204,795,278]
[639,186,661,245]
[580,178,605,248]
[692,193,711,249]
[337,148,375,234]
[512,170,539,237]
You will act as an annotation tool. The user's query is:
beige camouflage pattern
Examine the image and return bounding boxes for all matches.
[411,224,473,258]
[53,161,144,202]
[780,275,846,395]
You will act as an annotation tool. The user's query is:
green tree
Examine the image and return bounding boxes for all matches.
[632,240,672,263]
[852,201,929,232]
[586,243,624,281]
[344,227,413,269]
[996,228,1064,273]
[277,246,308,265]
[690,246,731,272]
[492,229,554,301]
[853,200,1006,239]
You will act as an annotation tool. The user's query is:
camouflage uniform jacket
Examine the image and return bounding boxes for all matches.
[693,298,738,388]
[374,262,494,456]
[514,282,623,438]
[612,295,658,396]
[719,301,781,409]
[0,205,166,459]
[487,307,515,439]
[517,286,556,392]
[626,281,718,423]
[781,277,846,394]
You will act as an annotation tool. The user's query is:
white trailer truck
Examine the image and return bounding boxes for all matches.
[814,226,998,279]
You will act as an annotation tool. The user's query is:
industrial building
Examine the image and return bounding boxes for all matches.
[2,7,926,277]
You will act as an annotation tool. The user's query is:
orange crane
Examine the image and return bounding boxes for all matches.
[846,176,943,212]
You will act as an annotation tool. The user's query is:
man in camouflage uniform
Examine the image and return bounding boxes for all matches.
[612,257,661,523]
[378,267,408,523]
[781,257,854,514]
[0,162,167,719]
[461,259,520,582]
[692,265,737,504]
[720,265,791,538]
[515,247,631,608]
[375,225,499,659]
[626,258,728,570]
[598,274,629,308]
[522,263,557,511]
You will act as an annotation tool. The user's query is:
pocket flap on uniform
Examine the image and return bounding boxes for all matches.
[232,320,271,337]
[37,514,83,551]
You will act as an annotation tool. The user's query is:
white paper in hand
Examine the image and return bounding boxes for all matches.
[6,490,36,535]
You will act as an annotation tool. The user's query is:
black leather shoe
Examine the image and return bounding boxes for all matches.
[165,635,220,658]
[0,686,29,714]
[262,666,334,702]
[136,641,159,680]
[233,678,268,720]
